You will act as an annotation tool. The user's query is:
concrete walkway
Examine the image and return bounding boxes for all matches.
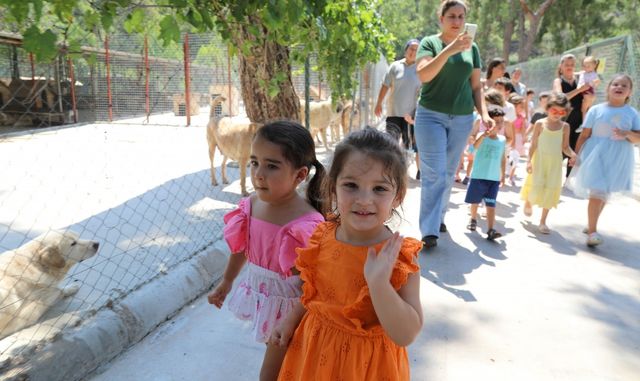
[90,157,640,381]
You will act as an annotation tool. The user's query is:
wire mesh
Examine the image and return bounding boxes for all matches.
[0,29,390,371]
[0,122,242,361]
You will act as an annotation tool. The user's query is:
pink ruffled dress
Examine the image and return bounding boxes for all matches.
[223,197,324,342]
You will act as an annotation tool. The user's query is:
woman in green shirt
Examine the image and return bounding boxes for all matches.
[414,0,493,249]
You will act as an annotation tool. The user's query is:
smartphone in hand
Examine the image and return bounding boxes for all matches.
[464,23,478,40]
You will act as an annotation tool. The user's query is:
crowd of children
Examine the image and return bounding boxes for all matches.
[204,55,638,379]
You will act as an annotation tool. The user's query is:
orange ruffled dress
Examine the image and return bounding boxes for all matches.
[278,222,422,381]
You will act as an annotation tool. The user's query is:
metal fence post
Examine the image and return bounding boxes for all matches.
[144,35,150,123]
[67,57,78,123]
[304,55,310,129]
[227,46,232,115]
[105,35,113,122]
[183,33,191,126]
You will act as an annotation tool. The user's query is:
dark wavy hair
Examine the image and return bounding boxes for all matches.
[254,120,327,215]
[486,57,506,80]
[323,127,407,221]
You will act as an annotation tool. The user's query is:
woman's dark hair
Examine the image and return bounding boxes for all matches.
[323,127,407,221]
[486,57,505,80]
[254,120,327,215]
[438,0,467,17]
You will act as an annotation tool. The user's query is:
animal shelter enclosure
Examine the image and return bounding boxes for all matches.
[0,31,390,380]
[0,31,389,130]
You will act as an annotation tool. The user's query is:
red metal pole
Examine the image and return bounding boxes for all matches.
[67,57,78,123]
[144,35,150,123]
[227,47,232,115]
[105,36,113,122]
[29,53,36,93]
[183,33,191,126]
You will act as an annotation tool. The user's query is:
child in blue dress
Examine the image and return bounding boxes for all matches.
[568,74,640,247]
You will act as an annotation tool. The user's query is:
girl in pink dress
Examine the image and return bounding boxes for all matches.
[207,121,327,380]
[507,94,528,186]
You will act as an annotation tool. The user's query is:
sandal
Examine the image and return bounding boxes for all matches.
[538,224,551,234]
[467,219,477,231]
[586,232,603,247]
[486,228,502,241]
[523,203,532,217]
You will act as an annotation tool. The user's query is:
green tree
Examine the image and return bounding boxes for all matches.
[1,0,393,122]
[378,0,439,59]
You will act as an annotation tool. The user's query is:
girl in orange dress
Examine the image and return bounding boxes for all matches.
[271,128,423,380]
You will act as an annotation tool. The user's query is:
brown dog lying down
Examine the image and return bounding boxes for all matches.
[0,230,99,339]
[207,95,261,196]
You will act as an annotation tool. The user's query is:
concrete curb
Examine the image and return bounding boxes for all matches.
[1,241,229,381]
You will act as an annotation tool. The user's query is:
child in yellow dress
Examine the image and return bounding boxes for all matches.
[521,92,577,234]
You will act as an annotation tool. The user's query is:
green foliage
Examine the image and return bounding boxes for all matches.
[22,25,58,61]
[1,1,392,100]
[379,0,439,59]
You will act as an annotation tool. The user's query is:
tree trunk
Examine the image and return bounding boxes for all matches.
[518,0,556,62]
[232,17,299,123]
[501,0,518,61]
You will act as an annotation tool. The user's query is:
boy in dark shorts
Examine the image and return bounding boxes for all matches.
[465,105,507,240]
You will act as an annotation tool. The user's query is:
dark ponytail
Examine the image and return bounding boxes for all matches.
[306,159,327,216]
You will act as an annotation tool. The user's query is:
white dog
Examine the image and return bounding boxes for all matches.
[0,231,99,339]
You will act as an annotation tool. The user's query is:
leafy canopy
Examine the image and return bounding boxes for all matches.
[0,0,394,99]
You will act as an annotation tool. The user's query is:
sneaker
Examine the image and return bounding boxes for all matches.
[586,232,603,247]
[486,229,502,241]
[439,223,448,233]
[462,176,469,185]
[467,219,477,231]
[538,224,551,234]
[422,235,438,249]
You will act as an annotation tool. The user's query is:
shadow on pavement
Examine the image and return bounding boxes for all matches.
[519,220,578,256]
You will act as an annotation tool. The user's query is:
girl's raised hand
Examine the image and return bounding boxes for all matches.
[364,232,403,287]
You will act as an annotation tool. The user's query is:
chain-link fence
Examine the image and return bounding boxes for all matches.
[0,26,388,375]
[509,34,639,111]
[1,32,370,130]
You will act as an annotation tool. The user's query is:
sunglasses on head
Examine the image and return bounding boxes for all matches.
[548,108,567,116]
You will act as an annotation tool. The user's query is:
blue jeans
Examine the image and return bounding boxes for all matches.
[414,106,474,238]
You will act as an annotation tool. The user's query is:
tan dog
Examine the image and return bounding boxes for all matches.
[299,99,342,150]
[207,95,260,196]
[0,231,99,339]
